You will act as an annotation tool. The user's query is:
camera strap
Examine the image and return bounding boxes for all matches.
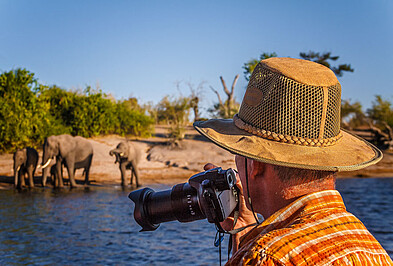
[214,208,259,264]
[244,157,261,224]
[214,197,259,263]
[214,159,262,264]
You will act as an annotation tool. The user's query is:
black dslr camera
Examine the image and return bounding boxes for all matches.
[129,167,239,231]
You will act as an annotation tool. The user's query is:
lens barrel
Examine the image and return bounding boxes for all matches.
[129,183,205,231]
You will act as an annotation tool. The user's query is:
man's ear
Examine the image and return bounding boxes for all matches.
[249,160,266,180]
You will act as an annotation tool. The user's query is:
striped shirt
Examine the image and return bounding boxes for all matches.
[227,190,392,265]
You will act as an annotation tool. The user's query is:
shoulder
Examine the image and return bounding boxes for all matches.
[231,210,390,265]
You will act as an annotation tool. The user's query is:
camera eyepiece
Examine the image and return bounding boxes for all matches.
[226,169,236,187]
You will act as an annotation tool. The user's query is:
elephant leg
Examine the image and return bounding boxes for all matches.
[20,170,26,188]
[84,155,92,185]
[14,170,18,188]
[84,167,90,185]
[61,168,66,185]
[65,160,77,188]
[27,167,35,188]
[15,171,22,189]
[120,164,127,187]
[56,161,64,188]
[130,161,140,187]
[32,168,36,187]
[42,167,49,187]
[53,173,58,187]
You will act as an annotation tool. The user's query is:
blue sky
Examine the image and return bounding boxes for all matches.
[1,0,392,116]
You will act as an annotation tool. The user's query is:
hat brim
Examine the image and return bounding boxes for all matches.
[193,119,382,172]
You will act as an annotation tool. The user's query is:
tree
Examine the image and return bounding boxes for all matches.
[243,52,277,81]
[243,51,354,81]
[366,95,393,150]
[209,75,240,119]
[299,51,354,77]
[0,69,63,151]
[186,81,205,122]
[341,100,365,129]
[367,95,393,127]
[0,67,156,153]
[115,98,154,137]
[156,95,191,141]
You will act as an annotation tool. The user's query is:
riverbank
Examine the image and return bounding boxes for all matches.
[1,125,392,189]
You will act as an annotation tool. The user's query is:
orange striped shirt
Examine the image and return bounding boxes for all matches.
[227,190,392,265]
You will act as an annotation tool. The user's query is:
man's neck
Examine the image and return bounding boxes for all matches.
[282,176,336,200]
[253,163,336,219]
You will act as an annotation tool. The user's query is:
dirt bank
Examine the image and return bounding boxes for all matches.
[0,126,236,189]
[1,126,392,189]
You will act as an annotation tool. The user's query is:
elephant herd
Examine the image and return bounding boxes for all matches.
[13,134,140,189]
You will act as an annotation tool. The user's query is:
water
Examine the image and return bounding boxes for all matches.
[0,178,392,265]
[336,177,393,256]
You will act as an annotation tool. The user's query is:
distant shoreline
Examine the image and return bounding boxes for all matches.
[1,126,392,190]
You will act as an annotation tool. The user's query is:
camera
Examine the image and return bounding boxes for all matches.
[129,167,239,231]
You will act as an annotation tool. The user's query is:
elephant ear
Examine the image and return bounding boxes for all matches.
[46,136,58,156]
[21,148,27,164]
[58,135,76,158]
[124,142,131,158]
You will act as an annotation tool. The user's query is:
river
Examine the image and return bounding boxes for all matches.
[0,178,392,265]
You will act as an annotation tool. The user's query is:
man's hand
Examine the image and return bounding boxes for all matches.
[203,163,256,253]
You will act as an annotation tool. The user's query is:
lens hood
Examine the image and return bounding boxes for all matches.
[128,188,159,231]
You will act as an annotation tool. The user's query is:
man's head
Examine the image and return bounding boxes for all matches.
[234,154,336,217]
[194,57,382,173]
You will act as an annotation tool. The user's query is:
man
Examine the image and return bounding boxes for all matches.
[194,57,392,265]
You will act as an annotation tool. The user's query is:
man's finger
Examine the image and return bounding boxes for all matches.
[203,163,217,171]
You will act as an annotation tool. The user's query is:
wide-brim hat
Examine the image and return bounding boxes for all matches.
[194,57,382,171]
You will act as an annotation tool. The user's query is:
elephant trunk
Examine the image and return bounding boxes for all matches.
[110,149,122,164]
[42,166,49,187]
[14,165,20,187]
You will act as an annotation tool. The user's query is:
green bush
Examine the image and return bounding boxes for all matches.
[0,68,155,152]
[367,95,393,127]
[0,69,65,151]
[115,99,155,137]
[156,96,191,141]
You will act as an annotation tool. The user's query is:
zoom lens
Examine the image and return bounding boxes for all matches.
[129,183,205,231]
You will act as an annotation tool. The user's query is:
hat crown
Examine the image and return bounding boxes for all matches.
[238,57,341,141]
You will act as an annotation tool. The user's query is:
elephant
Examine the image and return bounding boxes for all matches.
[41,134,93,188]
[49,163,64,187]
[109,141,141,187]
[13,147,39,188]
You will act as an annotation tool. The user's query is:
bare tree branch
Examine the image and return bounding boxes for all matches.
[368,121,389,139]
[210,86,223,106]
[382,121,393,140]
[231,74,239,95]
[220,76,230,96]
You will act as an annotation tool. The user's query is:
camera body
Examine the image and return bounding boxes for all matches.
[129,167,239,231]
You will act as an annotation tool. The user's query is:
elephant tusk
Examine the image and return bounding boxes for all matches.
[41,158,52,169]
[16,166,20,173]
[119,152,124,156]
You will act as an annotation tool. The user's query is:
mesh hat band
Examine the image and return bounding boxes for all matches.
[233,114,343,147]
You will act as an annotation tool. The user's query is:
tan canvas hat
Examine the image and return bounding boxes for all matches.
[194,57,382,171]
